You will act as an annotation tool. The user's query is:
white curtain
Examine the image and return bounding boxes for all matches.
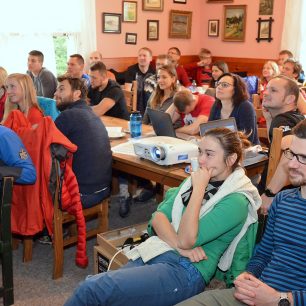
[281,0,306,68]
[0,0,96,74]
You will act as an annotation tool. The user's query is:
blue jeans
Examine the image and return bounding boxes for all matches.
[64,251,205,306]
[80,186,110,209]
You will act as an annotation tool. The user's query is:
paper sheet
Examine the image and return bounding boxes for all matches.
[111,141,137,156]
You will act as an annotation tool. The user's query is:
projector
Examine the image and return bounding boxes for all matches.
[133,136,199,166]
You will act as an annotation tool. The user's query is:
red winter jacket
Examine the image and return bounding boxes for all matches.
[4,110,88,267]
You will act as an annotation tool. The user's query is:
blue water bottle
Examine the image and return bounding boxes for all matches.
[130,111,142,138]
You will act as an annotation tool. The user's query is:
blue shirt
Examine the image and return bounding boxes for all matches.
[0,126,36,184]
[247,188,306,305]
[209,100,259,145]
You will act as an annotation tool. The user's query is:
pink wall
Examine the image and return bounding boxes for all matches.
[96,0,202,57]
[95,0,286,59]
[200,0,286,59]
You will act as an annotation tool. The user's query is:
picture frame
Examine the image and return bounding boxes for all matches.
[174,0,187,3]
[102,13,121,34]
[125,32,137,45]
[147,20,159,41]
[142,0,163,11]
[122,1,137,23]
[259,0,274,15]
[223,5,247,42]
[208,19,219,37]
[256,17,274,42]
[206,0,233,3]
[168,10,192,39]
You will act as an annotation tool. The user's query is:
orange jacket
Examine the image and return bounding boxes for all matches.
[4,110,88,267]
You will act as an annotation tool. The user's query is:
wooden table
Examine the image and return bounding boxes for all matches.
[102,116,267,191]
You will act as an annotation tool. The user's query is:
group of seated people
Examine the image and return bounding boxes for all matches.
[1,46,306,305]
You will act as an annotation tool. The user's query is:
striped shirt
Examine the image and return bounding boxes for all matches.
[247,188,306,305]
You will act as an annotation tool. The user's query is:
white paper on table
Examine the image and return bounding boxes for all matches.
[111,139,140,156]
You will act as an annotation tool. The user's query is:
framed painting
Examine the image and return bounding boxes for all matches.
[102,13,121,34]
[142,0,163,11]
[223,5,247,42]
[168,10,192,39]
[208,19,219,37]
[259,0,274,15]
[147,20,159,40]
[174,0,187,3]
[206,0,233,2]
[125,33,137,45]
[122,1,137,23]
[256,17,274,42]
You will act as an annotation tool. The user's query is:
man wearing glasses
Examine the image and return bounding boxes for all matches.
[258,75,304,212]
[178,119,306,306]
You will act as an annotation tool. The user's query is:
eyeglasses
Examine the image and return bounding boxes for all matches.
[216,81,234,89]
[283,148,306,165]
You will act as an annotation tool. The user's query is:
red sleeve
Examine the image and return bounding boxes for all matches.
[176,65,192,87]
[194,94,215,117]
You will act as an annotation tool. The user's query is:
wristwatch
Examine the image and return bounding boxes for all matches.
[278,292,290,306]
[264,188,276,197]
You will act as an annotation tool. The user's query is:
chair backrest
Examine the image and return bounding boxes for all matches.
[122,80,137,112]
[252,93,261,109]
[0,176,14,305]
[37,96,60,121]
[266,127,283,186]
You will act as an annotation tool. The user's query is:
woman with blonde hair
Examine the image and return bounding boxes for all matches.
[0,67,8,121]
[259,61,280,100]
[3,73,43,124]
[143,65,178,124]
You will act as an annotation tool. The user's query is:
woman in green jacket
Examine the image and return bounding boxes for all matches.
[64,127,261,306]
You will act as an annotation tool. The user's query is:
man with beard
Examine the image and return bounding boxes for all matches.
[177,119,306,306]
[54,75,112,208]
[87,61,129,120]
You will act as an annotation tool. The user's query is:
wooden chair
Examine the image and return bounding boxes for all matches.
[0,177,14,306]
[122,80,137,112]
[256,127,283,243]
[17,160,110,279]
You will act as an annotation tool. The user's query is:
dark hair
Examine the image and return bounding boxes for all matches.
[210,61,229,87]
[204,128,251,171]
[216,73,249,107]
[150,65,177,109]
[292,119,306,139]
[272,75,300,105]
[284,58,303,79]
[156,54,169,61]
[89,61,107,75]
[279,50,294,57]
[29,50,44,63]
[57,75,87,99]
[70,54,85,65]
[173,90,194,112]
[168,47,181,56]
[139,47,153,57]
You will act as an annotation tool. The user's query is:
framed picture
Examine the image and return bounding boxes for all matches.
[259,0,274,15]
[125,33,137,45]
[168,10,192,39]
[207,0,233,2]
[102,13,121,34]
[208,19,219,37]
[147,20,159,40]
[174,0,187,3]
[223,5,247,42]
[122,1,137,23]
[142,0,163,11]
[256,17,274,42]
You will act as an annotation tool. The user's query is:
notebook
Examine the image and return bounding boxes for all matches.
[199,118,237,137]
